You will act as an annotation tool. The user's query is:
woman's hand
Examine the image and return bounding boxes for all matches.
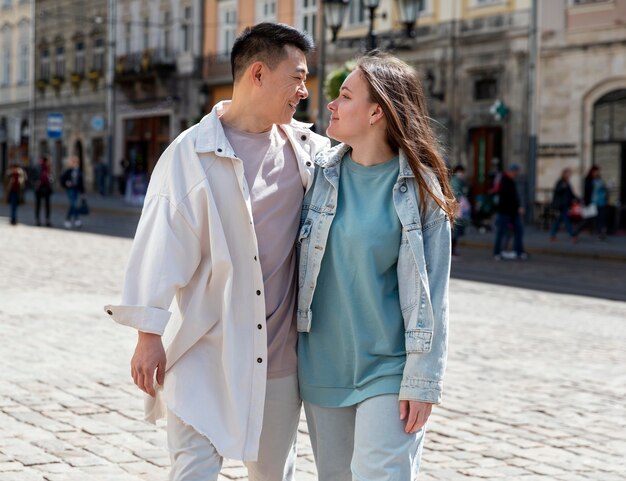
[399,400,433,434]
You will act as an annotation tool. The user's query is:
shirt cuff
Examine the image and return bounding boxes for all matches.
[104,304,171,336]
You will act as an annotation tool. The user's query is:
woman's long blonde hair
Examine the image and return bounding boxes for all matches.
[356,53,456,220]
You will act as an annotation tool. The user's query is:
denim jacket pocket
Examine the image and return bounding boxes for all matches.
[297,220,313,288]
[405,328,433,353]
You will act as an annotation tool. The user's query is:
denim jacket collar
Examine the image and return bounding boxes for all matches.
[315,142,415,180]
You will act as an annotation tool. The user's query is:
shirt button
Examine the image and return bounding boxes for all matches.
[300,135,307,141]
[257,358,263,363]
[306,161,312,166]
[254,255,257,261]
[256,290,261,296]
[400,185,407,193]
[257,324,262,329]
[106,310,113,315]
[217,148,222,153]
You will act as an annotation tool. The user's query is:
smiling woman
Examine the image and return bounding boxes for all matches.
[297,52,455,481]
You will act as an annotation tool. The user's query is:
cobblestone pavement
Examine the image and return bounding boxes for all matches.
[1,221,625,480]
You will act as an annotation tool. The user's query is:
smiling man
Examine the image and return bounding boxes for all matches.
[104,23,329,481]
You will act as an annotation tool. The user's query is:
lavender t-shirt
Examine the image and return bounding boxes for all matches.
[222,123,303,379]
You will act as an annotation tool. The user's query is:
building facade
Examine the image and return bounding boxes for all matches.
[114,0,204,190]
[203,0,321,124]
[538,0,626,231]
[32,0,108,190]
[0,0,32,177]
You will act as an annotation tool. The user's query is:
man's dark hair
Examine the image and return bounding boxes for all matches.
[230,23,314,82]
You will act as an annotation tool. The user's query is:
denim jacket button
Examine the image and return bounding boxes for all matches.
[400,185,408,193]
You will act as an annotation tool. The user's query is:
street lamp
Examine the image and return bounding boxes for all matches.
[397,0,422,37]
[363,0,381,52]
[324,0,351,42]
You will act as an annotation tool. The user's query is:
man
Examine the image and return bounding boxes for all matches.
[493,163,527,260]
[60,155,85,229]
[104,23,329,481]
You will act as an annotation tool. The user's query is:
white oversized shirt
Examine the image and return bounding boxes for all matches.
[104,101,329,461]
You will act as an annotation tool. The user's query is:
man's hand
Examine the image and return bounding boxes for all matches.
[131,332,166,397]
[399,400,433,434]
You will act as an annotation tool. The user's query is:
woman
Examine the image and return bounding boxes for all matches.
[4,162,27,226]
[573,165,606,239]
[549,168,578,242]
[297,53,454,480]
[35,156,54,227]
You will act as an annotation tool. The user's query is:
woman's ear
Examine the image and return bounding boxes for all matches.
[370,104,385,126]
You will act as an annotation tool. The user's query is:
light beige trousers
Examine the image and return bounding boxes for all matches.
[167,374,301,481]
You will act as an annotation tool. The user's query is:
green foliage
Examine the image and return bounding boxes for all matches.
[324,61,355,102]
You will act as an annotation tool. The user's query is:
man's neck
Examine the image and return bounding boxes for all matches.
[220,99,274,134]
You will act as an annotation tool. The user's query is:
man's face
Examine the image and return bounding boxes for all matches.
[258,46,309,125]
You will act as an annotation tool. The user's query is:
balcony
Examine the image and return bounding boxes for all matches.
[116,49,177,84]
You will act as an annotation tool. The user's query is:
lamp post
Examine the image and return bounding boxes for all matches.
[362,0,381,51]
[317,0,350,132]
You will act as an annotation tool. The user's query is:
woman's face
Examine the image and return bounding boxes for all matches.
[326,70,378,144]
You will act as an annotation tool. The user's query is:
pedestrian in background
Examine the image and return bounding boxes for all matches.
[4,162,27,226]
[94,158,109,196]
[450,164,470,258]
[549,168,578,242]
[591,166,609,240]
[60,156,84,229]
[493,164,527,260]
[105,23,328,481]
[34,156,54,227]
[297,53,453,481]
[574,165,608,240]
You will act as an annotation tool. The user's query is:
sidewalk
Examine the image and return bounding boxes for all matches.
[460,223,626,262]
[6,187,626,261]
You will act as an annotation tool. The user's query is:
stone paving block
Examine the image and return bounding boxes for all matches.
[0,468,46,481]
[0,461,22,472]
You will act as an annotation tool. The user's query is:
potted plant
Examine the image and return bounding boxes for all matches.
[141,50,152,71]
[70,72,83,92]
[88,69,100,91]
[36,78,48,92]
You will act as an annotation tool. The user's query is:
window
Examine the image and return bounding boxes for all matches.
[143,17,150,51]
[474,78,497,101]
[125,21,132,54]
[571,0,610,5]
[163,11,172,56]
[218,0,237,56]
[40,47,50,80]
[18,22,29,83]
[181,6,192,52]
[74,41,85,75]
[2,0,11,9]
[1,27,10,86]
[55,45,65,78]
[471,0,504,6]
[93,37,104,72]
[256,0,276,23]
[348,0,366,26]
[299,0,317,41]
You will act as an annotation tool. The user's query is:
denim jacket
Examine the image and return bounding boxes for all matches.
[297,143,451,404]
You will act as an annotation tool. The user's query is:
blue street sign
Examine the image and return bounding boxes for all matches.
[47,113,64,139]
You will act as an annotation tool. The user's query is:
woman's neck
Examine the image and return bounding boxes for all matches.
[349,142,397,167]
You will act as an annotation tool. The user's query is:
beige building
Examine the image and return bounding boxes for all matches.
[114,0,204,189]
[538,0,626,230]
[0,0,32,176]
[32,0,109,190]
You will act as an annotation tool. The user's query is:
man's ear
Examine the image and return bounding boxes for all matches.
[249,62,264,86]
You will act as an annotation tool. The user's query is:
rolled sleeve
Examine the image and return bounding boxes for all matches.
[105,192,203,335]
[104,305,171,335]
